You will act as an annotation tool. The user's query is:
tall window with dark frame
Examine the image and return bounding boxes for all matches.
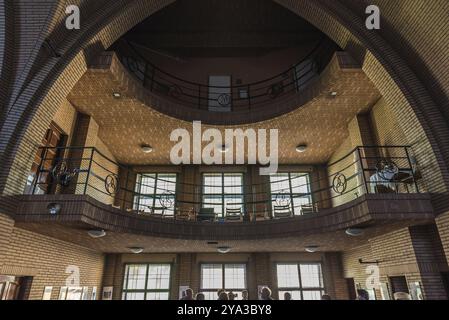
[269,173,312,215]
[202,173,244,218]
[276,263,325,300]
[133,173,177,215]
[200,264,247,300]
[122,264,171,300]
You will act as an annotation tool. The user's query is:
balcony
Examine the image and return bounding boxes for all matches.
[8,145,433,240]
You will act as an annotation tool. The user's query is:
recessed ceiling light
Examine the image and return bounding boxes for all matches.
[87,229,106,238]
[305,245,319,253]
[141,144,153,153]
[330,91,337,97]
[112,92,122,99]
[128,247,144,254]
[345,228,364,237]
[296,144,308,153]
[217,246,231,254]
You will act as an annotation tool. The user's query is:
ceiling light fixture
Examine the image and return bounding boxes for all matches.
[217,246,231,254]
[128,247,144,254]
[141,144,153,154]
[305,245,320,253]
[87,229,106,238]
[112,92,122,99]
[296,144,308,153]
[47,203,62,215]
[345,228,364,237]
[330,91,337,97]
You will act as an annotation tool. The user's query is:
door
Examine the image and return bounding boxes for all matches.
[25,123,65,194]
[208,75,232,112]
[345,278,357,300]
[389,276,409,294]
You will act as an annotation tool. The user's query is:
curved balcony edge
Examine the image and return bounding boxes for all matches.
[88,50,357,125]
[11,193,434,240]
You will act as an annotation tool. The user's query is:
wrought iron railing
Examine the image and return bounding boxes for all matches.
[24,145,422,222]
[117,38,337,111]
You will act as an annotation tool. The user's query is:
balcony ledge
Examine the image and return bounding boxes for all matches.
[11,193,434,240]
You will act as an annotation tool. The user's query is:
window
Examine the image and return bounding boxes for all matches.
[122,264,171,300]
[276,263,324,300]
[134,173,177,216]
[270,173,312,215]
[200,264,247,300]
[202,173,244,218]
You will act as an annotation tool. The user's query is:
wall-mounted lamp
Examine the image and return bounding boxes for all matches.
[47,203,62,215]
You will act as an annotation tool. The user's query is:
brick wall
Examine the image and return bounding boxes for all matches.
[0,224,105,300]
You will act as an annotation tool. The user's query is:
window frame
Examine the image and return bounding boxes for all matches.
[200,263,248,299]
[269,172,313,215]
[133,173,178,215]
[275,262,325,300]
[122,263,172,300]
[201,173,245,218]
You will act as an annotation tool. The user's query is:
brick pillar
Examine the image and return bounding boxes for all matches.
[0,212,15,271]
[323,252,349,300]
[102,253,123,300]
[409,224,448,300]
[252,253,273,298]
[66,113,99,195]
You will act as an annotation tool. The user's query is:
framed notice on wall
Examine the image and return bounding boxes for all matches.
[58,287,68,300]
[91,287,97,300]
[102,286,113,300]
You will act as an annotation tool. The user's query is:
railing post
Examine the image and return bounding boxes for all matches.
[405,146,420,193]
[84,148,95,195]
[32,147,47,195]
[357,147,369,195]
[198,85,202,109]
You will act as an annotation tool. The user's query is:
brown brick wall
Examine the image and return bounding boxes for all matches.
[0,224,105,300]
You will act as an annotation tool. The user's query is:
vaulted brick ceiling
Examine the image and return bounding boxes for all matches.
[67,55,381,165]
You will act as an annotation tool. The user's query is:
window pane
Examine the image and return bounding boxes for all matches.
[224,264,246,289]
[156,174,177,194]
[270,174,290,193]
[302,290,323,300]
[292,196,312,215]
[204,174,222,194]
[124,265,147,290]
[201,264,223,289]
[147,264,171,290]
[203,291,217,300]
[146,292,169,300]
[123,292,145,300]
[276,264,300,288]
[300,264,323,288]
[202,195,222,216]
[291,173,310,194]
[224,174,243,194]
[279,290,302,300]
[140,174,156,195]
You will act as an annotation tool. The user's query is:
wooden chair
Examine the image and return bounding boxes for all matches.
[225,207,243,222]
[175,207,196,221]
[147,206,166,218]
[273,205,293,219]
[300,204,314,215]
[197,208,216,222]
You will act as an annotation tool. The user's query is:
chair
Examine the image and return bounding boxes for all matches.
[374,185,396,194]
[197,208,215,222]
[147,206,166,218]
[300,204,314,215]
[225,207,243,222]
[273,205,293,219]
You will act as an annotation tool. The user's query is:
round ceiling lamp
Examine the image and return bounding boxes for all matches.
[128,247,144,254]
[305,245,320,253]
[345,228,364,237]
[217,246,231,254]
[141,144,153,154]
[296,144,308,153]
[87,229,106,238]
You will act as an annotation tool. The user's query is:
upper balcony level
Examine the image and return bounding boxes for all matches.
[11,145,433,240]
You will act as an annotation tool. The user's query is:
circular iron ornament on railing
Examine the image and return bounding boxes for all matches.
[332,173,347,194]
[375,159,399,180]
[217,93,231,107]
[51,160,78,187]
[275,192,291,206]
[105,174,119,195]
[169,85,182,98]
[159,192,175,208]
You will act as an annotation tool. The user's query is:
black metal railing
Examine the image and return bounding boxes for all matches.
[25,145,423,222]
[118,38,337,111]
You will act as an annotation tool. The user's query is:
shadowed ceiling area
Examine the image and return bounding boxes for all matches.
[115,0,327,58]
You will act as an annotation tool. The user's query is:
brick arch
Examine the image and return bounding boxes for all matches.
[1,0,448,213]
